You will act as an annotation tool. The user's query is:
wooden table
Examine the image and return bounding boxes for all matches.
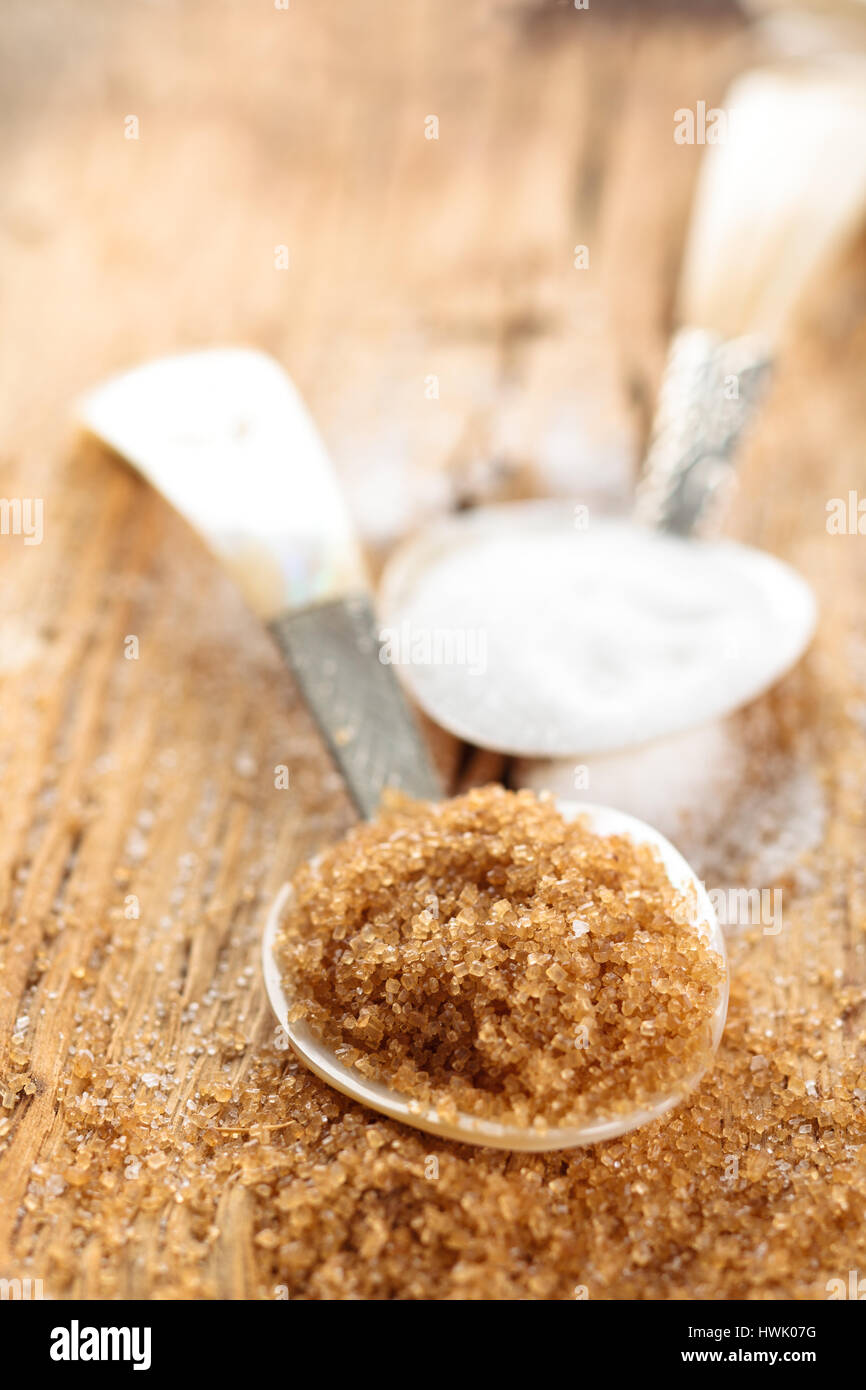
[2,0,865,1299]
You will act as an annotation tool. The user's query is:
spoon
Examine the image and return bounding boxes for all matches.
[79,352,728,1150]
[261,799,728,1151]
[378,500,816,759]
[78,348,441,820]
[376,54,866,762]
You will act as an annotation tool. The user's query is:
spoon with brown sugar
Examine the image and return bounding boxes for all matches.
[262,790,728,1151]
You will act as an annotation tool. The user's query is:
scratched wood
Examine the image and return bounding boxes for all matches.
[3,0,865,1300]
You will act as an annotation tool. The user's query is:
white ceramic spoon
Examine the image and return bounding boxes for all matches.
[262,800,729,1152]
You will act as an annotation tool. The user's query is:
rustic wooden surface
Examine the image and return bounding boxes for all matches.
[1,0,865,1299]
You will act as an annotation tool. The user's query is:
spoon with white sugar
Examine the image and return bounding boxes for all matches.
[379,59,866,761]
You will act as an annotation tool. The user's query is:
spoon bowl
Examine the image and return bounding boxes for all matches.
[377,503,816,759]
[262,799,728,1150]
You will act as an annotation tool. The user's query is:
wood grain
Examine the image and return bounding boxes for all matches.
[2,0,865,1299]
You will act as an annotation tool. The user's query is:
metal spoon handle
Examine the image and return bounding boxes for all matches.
[634,328,773,537]
[270,594,441,820]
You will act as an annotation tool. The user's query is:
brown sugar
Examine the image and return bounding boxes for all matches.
[21,944,866,1301]
[11,713,866,1301]
[274,786,725,1128]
